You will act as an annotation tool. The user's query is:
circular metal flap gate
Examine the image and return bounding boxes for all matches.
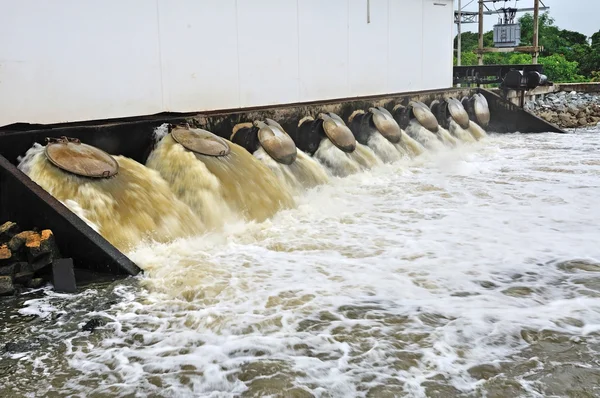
[409,101,439,132]
[320,112,356,153]
[171,126,231,157]
[447,98,471,129]
[45,137,119,178]
[256,119,298,165]
[370,107,402,144]
[473,94,490,127]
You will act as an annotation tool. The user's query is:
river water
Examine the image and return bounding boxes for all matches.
[2,129,600,397]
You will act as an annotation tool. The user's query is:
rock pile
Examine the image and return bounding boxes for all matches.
[0,221,76,296]
[525,91,600,129]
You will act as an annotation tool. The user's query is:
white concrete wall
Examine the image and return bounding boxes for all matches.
[0,0,454,126]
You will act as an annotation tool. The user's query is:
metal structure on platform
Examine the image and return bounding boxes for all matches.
[493,7,521,48]
[453,63,544,86]
[453,63,549,107]
[455,0,549,66]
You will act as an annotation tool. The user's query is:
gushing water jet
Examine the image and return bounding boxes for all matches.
[231,120,328,190]
[148,125,295,223]
[448,119,477,143]
[405,120,445,151]
[430,99,475,143]
[20,138,203,251]
[467,121,488,140]
[390,105,427,155]
[311,125,381,176]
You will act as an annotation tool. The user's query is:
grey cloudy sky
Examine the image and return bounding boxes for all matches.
[456,0,600,39]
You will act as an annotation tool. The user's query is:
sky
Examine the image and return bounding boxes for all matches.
[455,0,600,39]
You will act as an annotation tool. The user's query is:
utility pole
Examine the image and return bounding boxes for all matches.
[457,0,462,66]
[532,0,540,63]
[478,0,484,65]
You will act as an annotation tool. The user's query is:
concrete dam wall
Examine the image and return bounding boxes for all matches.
[0,0,453,127]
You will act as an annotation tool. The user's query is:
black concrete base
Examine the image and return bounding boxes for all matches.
[479,89,565,134]
[52,258,76,293]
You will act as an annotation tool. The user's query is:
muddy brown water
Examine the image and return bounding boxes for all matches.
[2,126,600,397]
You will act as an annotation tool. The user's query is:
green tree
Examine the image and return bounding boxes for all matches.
[516,12,600,80]
[587,30,600,76]
[560,30,588,46]
[571,44,594,76]
[454,32,479,52]
[519,12,555,47]
[463,52,479,65]
[539,54,585,82]
[483,53,509,65]
[454,51,479,66]
[519,13,591,58]
[483,31,494,48]
[508,53,532,64]
[454,30,494,54]
[591,31,600,47]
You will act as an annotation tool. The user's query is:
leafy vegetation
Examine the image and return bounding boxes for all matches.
[454,12,600,82]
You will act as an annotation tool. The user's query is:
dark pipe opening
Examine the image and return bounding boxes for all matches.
[230,125,260,154]
[348,112,378,145]
[429,100,451,129]
[294,118,325,156]
[462,96,476,123]
[391,105,411,130]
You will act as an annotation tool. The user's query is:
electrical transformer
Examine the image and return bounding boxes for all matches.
[493,23,521,48]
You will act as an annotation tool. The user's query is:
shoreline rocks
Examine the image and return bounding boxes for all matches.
[0,221,76,296]
[525,91,600,129]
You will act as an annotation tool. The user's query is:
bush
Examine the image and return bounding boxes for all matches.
[454,51,479,66]
[539,54,586,82]
[508,53,533,65]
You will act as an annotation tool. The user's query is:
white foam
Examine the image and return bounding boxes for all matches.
[366,132,403,163]
[153,123,170,142]
[314,138,363,177]
[11,129,600,397]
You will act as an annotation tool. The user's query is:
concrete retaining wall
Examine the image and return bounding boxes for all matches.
[0,0,454,127]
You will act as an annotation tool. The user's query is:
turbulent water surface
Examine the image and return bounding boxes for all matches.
[2,129,600,397]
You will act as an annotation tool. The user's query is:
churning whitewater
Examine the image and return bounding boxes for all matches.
[5,127,600,397]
